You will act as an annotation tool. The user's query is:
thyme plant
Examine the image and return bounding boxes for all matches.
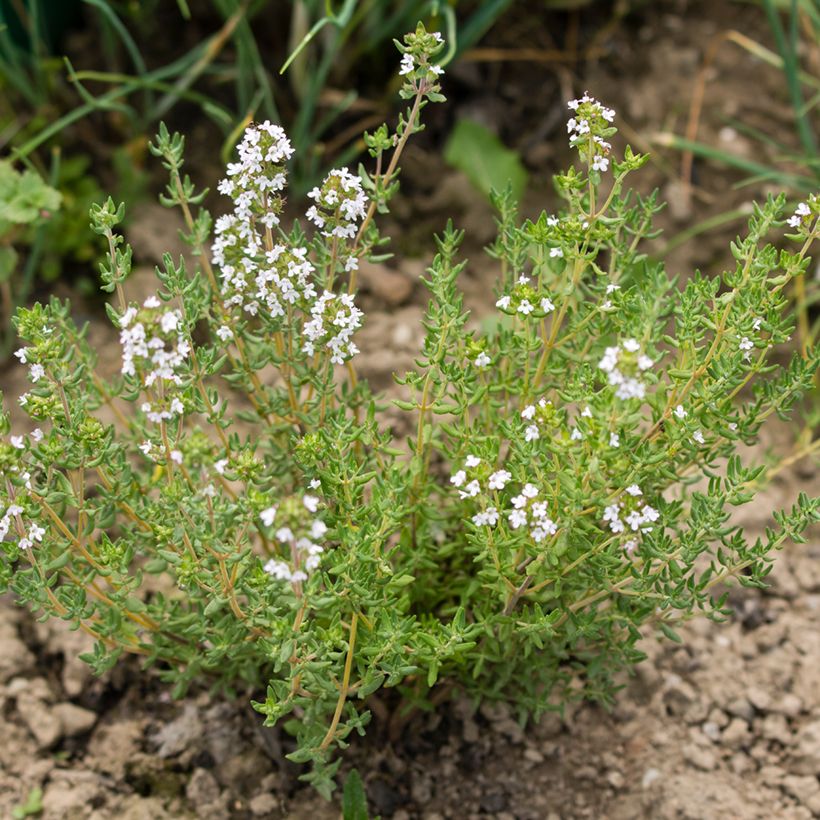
[2,25,818,796]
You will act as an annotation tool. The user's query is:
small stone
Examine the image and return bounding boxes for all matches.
[662,673,697,716]
[708,708,730,728]
[747,687,772,712]
[462,717,479,743]
[729,753,755,775]
[186,768,221,809]
[683,742,717,772]
[702,721,721,742]
[782,775,820,806]
[642,768,661,789]
[759,764,786,786]
[760,713,792,745]
[249,792,278,816]
[607,770,625,789]
[721,718,752,750]
[0,632,35,684]
[726,697,754,722]
[788,720,820,776]
[523,747,544,763]
[17,698,61,749]
[154,704,203,758]
[771,694,803,718]
[53,702,97,738]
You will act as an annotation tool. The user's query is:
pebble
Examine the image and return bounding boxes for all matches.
[789,720,820,776]
[249,792,278,816]
[682,743,717,772]
[53,702,97,738]
[771,693,804,718]
[701,721,721,742]
[642,768,662,789]
[726,697,755,723]
[721,718,752,750]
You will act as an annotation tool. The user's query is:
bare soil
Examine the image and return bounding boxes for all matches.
[2,1,819,818]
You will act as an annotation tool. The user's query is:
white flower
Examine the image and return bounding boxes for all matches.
[303,494,319,513]
[309,478,321,490]
[31,429,43,442]
[465,455,481,468]
[508,509,528,529]
[692,430,705,445]
[488,470,511,490]
[496,295,511,310]
[275,527,294,543]
[472,507,499,527]
[459,480,481,499]
[170,449,183,464]
[14,348,27,364]
[570,427,583,441]
[622,338,640,353]
[29,364,45,383]
[18,393,29,407]
[215,458,228,475]
[518,299,534,315]
[18,538,32,551]
[216,325,233,341]
[625,484,642,497]
[144,295,161,309]
[540,297,555,313]
[139,441,152,456]
[260,506,277,527]
[311,519,328,539]
[521,405,536,420]
[399,52,415,75]
[525,424,540,442]
[28,523,45,542]
[522,483,538,499]
[10,436,24,449]
[202,484,217,498]
[474,351,491,368]
[787,201,811,228]
[739,336,753,351]
[637,355,653,371]
[450,470,466,488]
[673,404,687,419]
[550,247,563,258]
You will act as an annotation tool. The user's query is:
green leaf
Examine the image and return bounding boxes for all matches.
[443,119,527,201]
[342,768,369,820]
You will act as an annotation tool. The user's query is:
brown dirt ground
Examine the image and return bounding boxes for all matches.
[2,1,819,818]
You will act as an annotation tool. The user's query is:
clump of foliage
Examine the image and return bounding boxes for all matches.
[0,159,61,353]
[1,24,817,797]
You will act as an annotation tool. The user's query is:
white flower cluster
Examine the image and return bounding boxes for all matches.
[450,456,558,544]
[119,296,190,388]
[496,274,556,318]
[520,398,552,443]
[217,120,293,222]
[302,291,363,364]
[787,196,816,230]
[567,93,615,172]
[306,168,368,241]
[508,484,558,542]
[213,125,365,366]
[260,494,327,585]
[214,235,318,320]
[14,347,47,385]
[598,338,653,400]
[602,484,659,539]
[0,502,44,550]
[398,31,445,77]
